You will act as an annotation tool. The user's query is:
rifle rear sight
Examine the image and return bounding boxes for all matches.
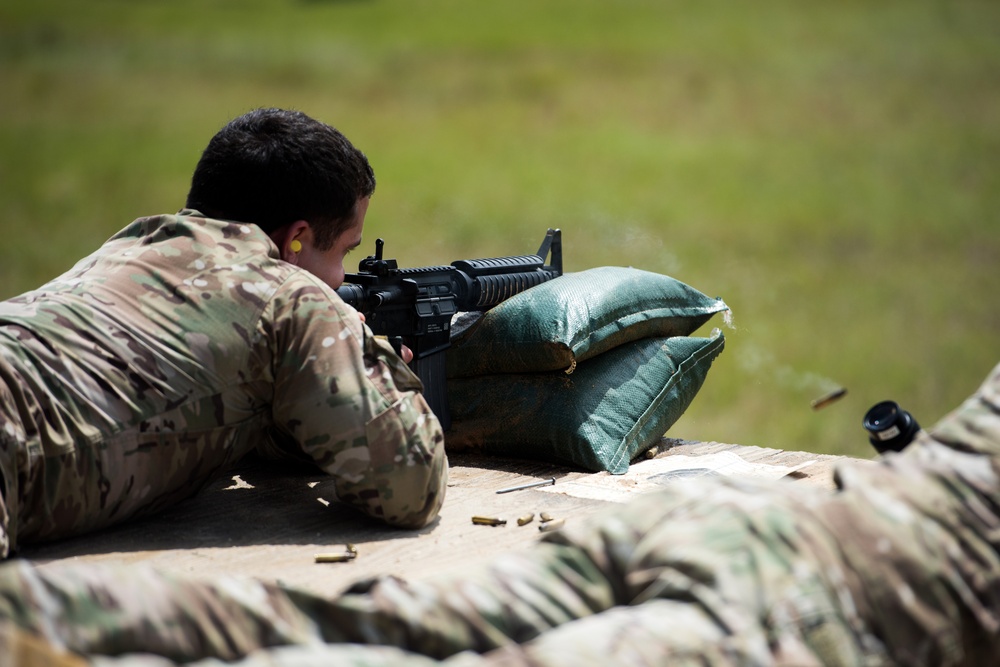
[358,238,398,277]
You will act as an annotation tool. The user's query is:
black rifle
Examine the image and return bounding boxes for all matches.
[335,229,563,430]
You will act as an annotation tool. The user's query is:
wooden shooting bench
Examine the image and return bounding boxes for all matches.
[17,438,863,597]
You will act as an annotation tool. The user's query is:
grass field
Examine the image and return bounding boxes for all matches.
[2,0,998,457]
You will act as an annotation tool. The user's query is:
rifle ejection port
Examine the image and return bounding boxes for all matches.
[416,301,458,317]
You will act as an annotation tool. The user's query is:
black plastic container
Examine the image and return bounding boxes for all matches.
[863,400,921,453]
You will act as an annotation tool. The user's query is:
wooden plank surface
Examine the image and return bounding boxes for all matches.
[17,438,862,597]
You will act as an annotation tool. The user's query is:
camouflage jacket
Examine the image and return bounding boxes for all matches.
[0,211,447,556]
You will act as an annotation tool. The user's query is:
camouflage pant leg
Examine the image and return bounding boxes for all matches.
[85,644,443,667]
[447,598,776,667]
[0,628,441,667]
[87,602,767,667]
[0,538,616,664]
[0,559,335,664]
[0,526,622,663]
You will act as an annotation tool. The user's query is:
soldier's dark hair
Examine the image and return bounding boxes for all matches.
[185,108,376,249]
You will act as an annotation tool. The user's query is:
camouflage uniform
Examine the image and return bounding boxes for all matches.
[1,363,999,665]
[0,211,447,557]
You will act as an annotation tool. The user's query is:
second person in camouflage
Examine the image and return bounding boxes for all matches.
[0,108,447,557]
[2,361,999,665]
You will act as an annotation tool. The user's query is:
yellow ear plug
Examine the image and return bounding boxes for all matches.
[290,240,302,253]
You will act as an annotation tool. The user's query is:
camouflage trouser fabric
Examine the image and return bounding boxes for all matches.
[1,363,999,666]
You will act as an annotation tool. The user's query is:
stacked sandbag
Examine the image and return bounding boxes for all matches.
[443,267,729,473]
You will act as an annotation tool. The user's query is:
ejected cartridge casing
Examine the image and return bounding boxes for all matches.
[538,518,565,533]
[811,388,847,410]
[539,511,555,522]
[472,515,507,526]
[315,543,359,563]
[516,513,535,526]
[315,552,357,563]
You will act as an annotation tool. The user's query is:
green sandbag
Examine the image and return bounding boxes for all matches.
[445,266,729,378]
[445,331,725,474]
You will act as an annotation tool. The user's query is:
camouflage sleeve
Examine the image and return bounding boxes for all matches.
[263,275,447,529]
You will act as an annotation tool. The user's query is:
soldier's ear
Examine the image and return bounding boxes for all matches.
[270,220,310,263]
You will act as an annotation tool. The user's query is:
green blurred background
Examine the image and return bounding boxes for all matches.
[2,0,998,457]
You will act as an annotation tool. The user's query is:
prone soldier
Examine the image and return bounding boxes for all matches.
[0,108,447,557]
